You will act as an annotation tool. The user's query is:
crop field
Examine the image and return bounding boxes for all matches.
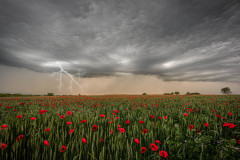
[0,95,240,160]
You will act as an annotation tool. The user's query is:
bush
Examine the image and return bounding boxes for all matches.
[47,93,54,96]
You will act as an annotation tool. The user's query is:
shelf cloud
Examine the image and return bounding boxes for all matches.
[1,0,240,83]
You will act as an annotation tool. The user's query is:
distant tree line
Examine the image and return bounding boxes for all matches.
[185,92,200,95]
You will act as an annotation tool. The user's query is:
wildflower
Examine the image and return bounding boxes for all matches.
[16,135,24,141]
[67,122,72,125]
[141,147,147,153]
[189,125,194,130]
[31,117,36,120]
[1,125,8,130]
[69,129,75,134]
[155,140,161,145]
[81,120,86,123]
[1,143,7,150]
[60,145,67,152]
[119,128,125,133]
[82,138,87,143]
[139,120,144,124]
[44,140,49,146]
[204,123,209,127]
[150,143,158,151]
[45,128,50,132]
[16,115,22,118]
[67,111,72,115]
[150,115,155,118]
[159,150,168,158]
[134,138,140,144]
[60,115,65,119]
[125,120,130,124]
[100,114,105,117]
[92,124,98,131]
[142,129,147,134]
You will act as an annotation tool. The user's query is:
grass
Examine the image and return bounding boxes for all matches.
[0,95,240,160]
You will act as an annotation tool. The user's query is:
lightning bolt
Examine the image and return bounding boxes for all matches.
[56,62,82,95]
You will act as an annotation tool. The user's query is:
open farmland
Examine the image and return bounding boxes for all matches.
[0,95,240,160]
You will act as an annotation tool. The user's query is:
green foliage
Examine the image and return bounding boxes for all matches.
[175,91,180,95]
[221,87,232,95]
[185,92,200,95]
[0,95,239,160]
[47,93,54,96]
[163,93,171,95]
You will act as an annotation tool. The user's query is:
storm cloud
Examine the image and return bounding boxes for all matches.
[1,0,240,82]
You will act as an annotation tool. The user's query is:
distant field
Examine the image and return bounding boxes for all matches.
[0,95,239,160]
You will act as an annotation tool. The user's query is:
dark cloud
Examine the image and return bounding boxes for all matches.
[0,0,240,82]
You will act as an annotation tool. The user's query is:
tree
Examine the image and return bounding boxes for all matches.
[175,91,180,95]
[221,87,232,95]
[47,93,54,96]
[142,93,147,95]
[171,92,174,95]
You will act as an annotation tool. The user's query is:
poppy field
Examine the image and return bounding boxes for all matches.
[0,95,240,160]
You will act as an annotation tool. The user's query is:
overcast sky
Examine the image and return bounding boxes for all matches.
[0,0,240,95]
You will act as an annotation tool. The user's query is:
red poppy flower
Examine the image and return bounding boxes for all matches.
[134,138,140,144]
[118,125,121,128]
[39,110,44,114]
[100,114,105,117]
[159,150,168,158]
[125,120,130,124]
[81,120,86,123]
[1,143,6,150]
[60,145,67,152]
[228,123,237,128]
[141,147,147,153]
[189,125,194,130]
[44,140,49,146]
[45,128,50,132]
[60,115,65,119]
[158,117,162,120]
[16,135,24,141]
[67,111,72,115]
[69,129,75,134]
[150,115,155,118]
[31,117,36,120]
[203,123,209,127]
[1,125,8,130]
[237,140,240,144]
[92,124,98,131]
[100,138,104,142]
[150,143,158,151]
[142,129,147,134]
[155,140,161,145]
[228,112,232,116]
[139,120,144,124]
[164,116,167,119]
[67,122,72,125]
[16,115,22,118]
[197,129,201,133]
[82,138,87,143]
[116,117,119,119]
[183,113,188,116]
[119,128,125,133]
[110,130,114,134]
